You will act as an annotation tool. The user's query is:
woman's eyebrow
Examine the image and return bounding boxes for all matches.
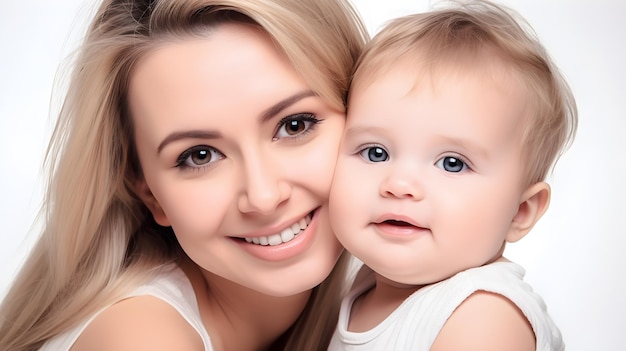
[259,90,316,122]
[157,130,221,155]
[156,90,316,154]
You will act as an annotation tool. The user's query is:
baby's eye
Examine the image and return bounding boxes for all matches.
[274,113,321,140]
[435,156,468,173]
[359,146,389,162]
[176,145,225,169]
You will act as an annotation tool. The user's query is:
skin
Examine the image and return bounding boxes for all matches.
[74,22,346,351]
[330,60,549,350]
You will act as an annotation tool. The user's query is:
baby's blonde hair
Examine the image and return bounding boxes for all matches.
[351,0,577,185]
[0,1,367,350]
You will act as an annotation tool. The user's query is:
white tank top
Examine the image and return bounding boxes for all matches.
[40,264,213,350]
[329,261,564,351]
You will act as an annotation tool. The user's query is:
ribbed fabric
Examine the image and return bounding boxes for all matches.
[329,261,563,351]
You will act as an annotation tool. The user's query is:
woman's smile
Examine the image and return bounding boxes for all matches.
[236,209,319,262]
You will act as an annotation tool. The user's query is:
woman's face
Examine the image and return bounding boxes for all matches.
[130,23,345,296]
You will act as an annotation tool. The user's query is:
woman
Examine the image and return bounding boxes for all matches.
[0,0,368,350]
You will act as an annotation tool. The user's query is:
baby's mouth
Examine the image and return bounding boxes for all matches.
[382,219,416,227]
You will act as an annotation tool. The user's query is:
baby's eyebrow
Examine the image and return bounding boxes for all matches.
[432,135,490,160]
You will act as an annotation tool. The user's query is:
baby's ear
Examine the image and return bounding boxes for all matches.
[506,182,550,243]
[135,178,170,227]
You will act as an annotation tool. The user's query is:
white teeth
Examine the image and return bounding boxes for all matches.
[268,234,282,246]
[281,227,295,242]
[243,213,311,246]
[291,223,301,233]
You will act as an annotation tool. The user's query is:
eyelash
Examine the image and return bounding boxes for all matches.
[435,154,473,173]
[357,143,389,163]
[352,144,474,174]
[173,113,322,173]
[175,145,225,172]
[273,113,322,141]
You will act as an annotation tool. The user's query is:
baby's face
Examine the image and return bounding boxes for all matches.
[330,64,530,285]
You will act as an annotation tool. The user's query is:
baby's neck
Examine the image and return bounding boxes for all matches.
[348,272,423,332]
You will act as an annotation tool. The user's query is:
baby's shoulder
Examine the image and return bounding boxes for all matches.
[430,290,535,351]
[71,295,204,351]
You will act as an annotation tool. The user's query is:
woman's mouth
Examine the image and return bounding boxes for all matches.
[242,213,312,246]
[234,209,321,262]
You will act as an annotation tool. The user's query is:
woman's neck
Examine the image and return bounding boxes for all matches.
[179,257,311,351]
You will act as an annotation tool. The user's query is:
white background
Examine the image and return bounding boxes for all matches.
[1,1,624,349]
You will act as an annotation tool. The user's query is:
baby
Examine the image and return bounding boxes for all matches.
[328,1,577,350]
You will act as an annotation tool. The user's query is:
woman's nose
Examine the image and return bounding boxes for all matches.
[237,154,291,215]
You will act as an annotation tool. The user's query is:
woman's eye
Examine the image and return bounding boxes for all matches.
[176,145,224,169]
[435,156,468,173]
[283,120,306,135]
[359,146,389,162]
[274,113,321,139]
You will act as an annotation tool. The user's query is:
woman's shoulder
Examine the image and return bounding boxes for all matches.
[41,264,211,351]
[71,294,205,351]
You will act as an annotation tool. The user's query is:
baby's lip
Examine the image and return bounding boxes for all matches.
[381,219,416,227]
[373,214,425,229]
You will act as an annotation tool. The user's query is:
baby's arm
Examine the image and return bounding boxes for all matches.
[430,291,535,351]
[71,296,204,351]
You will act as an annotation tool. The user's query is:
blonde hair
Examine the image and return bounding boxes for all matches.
[351,0,577,185]
[0,0,367,350]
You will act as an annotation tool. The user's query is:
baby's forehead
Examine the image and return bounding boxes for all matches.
[351,52,529,103]
[348,55,534,144]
